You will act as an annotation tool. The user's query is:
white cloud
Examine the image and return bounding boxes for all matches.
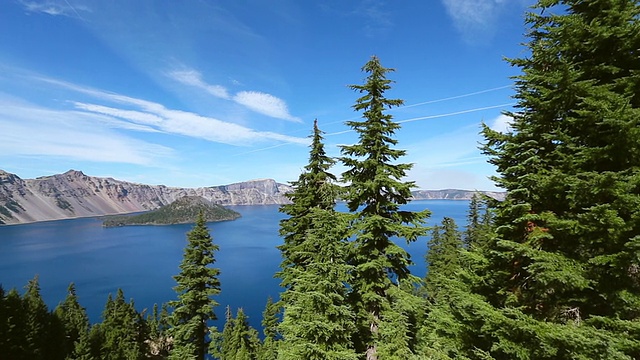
[20,0,89,19]
[490,114,513,133]
[71,95,307,146]
[168,67,301,122]
[168,69,230,99]
[440,0,530,42]
[233,91,301,122]
[0,102,172,165]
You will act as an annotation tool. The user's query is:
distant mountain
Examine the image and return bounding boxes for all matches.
[411,189,505,201]
[0,169,505,225]
[0,170,291,225]
[102,196,241,227]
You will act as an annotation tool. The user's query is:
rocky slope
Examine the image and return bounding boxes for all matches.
[0,170,291,225]
[0,169,505,225]
[411,189,505,201]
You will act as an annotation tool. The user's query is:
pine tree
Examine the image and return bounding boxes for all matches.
[424,218,463,300]
[277,120,357,359]
[259,297,279,360]
[2,287,27,359]
[461,0,640,357]
[340,56,430,359]
[169,211,221,360]
[99,289,148,360]
[23,275,54,360]
[216,307,261,360]
[54,283,90,358]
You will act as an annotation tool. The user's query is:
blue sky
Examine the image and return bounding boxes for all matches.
[0,0,535,191]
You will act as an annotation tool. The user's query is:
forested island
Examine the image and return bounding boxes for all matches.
[102,196,241,227]
[2,1,640,359]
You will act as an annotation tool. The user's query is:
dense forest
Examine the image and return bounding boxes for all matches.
[2,0,640,358]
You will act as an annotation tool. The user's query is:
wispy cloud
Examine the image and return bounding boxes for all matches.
[168,68,301,122]
[34,76,307,145]
[168,69,231,100]
[20,0,89,20]
[0,74,308,169]
[356,0,393,37]
[440,0,529,42]
[0,99,172,165]
[233,91,301,123]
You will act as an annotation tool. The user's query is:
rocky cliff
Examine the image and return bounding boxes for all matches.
[0,169,505,225]
[0,170,292,225]
[411,189,505,201]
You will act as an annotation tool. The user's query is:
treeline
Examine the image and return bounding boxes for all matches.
[3,0,640,358]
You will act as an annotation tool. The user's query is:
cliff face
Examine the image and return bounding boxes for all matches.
[0,170,292,225]
[0,169,506,225]
[411,189,505,201]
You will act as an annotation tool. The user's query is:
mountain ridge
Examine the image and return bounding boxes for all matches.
[0,169,504,225]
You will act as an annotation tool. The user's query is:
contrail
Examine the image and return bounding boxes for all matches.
[63,0,85,21]
[397,85,512,110]
[397,103,515,124]
[325,102,516,136]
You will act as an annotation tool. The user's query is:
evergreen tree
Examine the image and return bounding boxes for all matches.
[3,287,27,359]
[147,303,171,358]
[277,120,356,359]
[259,297,279,360]
[340,55,430,359]
[169,211,221,360]
[443,0,640,358]
[278,119,339,270]
[216,307,261,360]
[23,275,54,360]
[99,289,148,360]
[54,283,90,358]
[424,218,463,300]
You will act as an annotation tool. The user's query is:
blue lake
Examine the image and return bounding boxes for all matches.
[0,200,469,330]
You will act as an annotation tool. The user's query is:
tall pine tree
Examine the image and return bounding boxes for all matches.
[340,56,430,359]
[169,211,221,360]
[277,120,357,359]
[452,0,640,357]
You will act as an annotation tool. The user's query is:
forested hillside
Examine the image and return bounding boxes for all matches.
[2,1,639,358]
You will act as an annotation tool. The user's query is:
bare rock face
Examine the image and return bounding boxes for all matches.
[0,169,506,225]
[411,189,505,201]
[0,170,292,225]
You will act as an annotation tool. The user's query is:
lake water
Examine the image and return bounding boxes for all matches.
[0,200,469,330]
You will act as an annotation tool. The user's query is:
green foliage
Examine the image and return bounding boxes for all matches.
[278,208,357,360]
[425,218,463,300]
[259,297,280,360]
[340,55,430,358]
[53,283,90,358]
[169,211,221,360]
[215,306,261,360]
[103,196,240,227]
[451,0,640,357]
[99,289,148,360]
[276,120,357,359]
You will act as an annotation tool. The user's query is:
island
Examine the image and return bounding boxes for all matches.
[102,196,241,227]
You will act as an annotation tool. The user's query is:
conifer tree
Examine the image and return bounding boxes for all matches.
[277,120,357,359]
[169,211,221,360]
[424,218,463,300]
[99,289,148,360]
[54,283,90,358]
[23,276,55,360]
[340,56,430,359]
[216,307,261,360]
[452,0,640,357]
[259,297,279,360]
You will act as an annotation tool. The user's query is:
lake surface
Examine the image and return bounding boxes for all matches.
[0,200,469,330]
